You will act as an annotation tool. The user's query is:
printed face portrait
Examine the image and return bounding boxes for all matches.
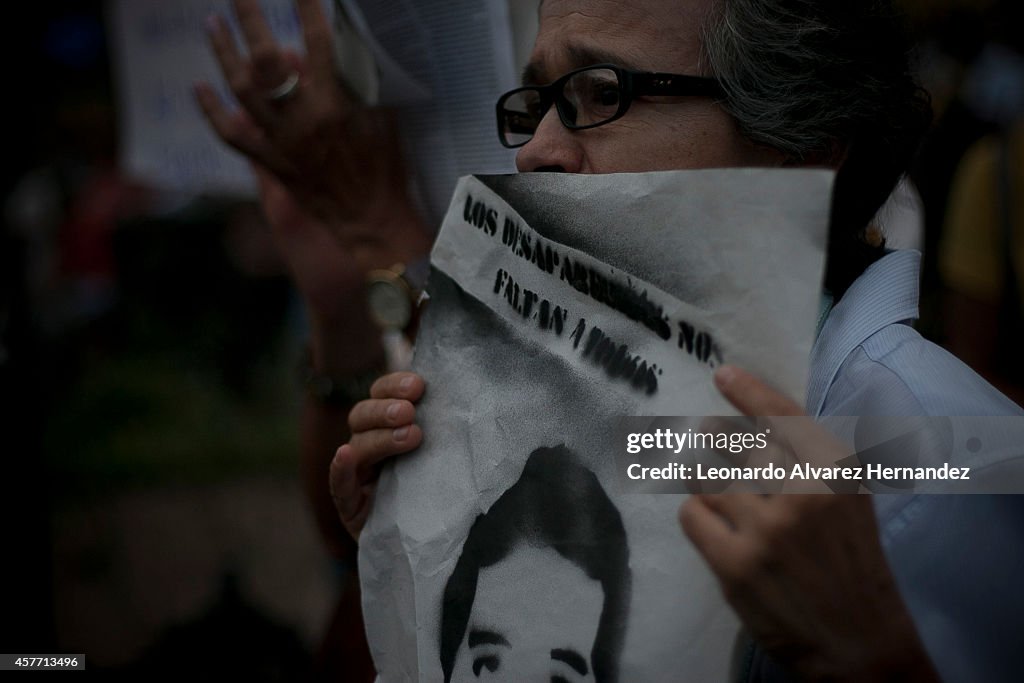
[448,544,603,682]
[440,446,630,683]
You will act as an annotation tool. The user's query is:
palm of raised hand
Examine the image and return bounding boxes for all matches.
[195,0,431,277]
[254,167,365,318]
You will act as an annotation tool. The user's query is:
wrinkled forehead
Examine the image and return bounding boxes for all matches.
[530,0,714,81]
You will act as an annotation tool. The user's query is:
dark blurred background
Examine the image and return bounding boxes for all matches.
[0,1,334,679]
[2,0,1023,679]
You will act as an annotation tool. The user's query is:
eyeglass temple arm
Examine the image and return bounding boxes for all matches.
[632,72,725,97]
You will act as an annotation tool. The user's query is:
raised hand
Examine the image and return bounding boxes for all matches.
[194,0,431,272]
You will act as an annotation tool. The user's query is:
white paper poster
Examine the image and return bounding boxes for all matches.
[360,169,833,681]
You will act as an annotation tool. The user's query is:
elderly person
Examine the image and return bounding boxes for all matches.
[198,0,1022,681]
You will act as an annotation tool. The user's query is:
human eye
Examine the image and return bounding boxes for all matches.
[566,69,621,125]
[590,78,621,108]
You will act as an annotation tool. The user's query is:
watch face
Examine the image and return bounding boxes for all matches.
[368,278,413,330]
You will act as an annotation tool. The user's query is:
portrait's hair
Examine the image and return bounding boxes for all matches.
[700,0,933,297]
[439,445,631,683]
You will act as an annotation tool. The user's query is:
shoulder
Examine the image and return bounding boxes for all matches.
[808,250,1019,416]
[810,258,1024,682]
[821,322,1022,417]
[827,325,1024,682]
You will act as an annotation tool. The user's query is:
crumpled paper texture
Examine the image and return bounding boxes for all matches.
[360,169,832,682]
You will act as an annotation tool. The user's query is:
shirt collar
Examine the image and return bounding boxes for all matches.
[806,250,921,416]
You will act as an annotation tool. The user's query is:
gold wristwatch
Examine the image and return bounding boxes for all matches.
[365,259,430,333]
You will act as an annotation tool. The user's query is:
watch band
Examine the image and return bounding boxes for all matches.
[403,256,431,293]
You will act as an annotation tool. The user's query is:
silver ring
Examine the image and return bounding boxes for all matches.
[266,71,300,102]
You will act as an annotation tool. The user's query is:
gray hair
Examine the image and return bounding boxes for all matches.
[701,0,932,295]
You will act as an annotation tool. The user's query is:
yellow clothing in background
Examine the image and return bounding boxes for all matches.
[940,124,1024,303]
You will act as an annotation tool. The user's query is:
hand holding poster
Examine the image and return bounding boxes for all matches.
[359,169,833,681]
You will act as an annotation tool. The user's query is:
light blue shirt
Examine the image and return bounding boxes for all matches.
[752,250,1024,682]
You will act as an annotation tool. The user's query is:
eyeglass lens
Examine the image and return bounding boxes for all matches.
[500,67,622,147]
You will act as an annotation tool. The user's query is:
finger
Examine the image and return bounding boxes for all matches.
[370,372,426,401]
[250,162,311,214]
[282,48,305,75]
[206,14,245,83]
[697,415,760,466]
[232,0,292,88]
[782,475,836,494]
[347,482,375,539]
[295,0,335,81]
[679,496,746,571]
[207,14,280,122]
[330,444,364,520]
[205,5,277,125]
[714,365,825,452]
[194,84,295,176]
[251,162,279,194]
[348,398,416,432]
[347,424,423,474]
[698,492,767,528]
[194,82,260,152]
[714,365,804,417]
[330,445,375,539]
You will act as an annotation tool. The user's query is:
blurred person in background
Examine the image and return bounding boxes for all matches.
[1,4,140,656]
[909,0,1024,339]
[937,0,1024,405]
[940,117,1024,405]
[195,1,432,679]
[4,3,337,677]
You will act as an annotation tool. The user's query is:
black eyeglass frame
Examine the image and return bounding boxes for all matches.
[495,63,726,148]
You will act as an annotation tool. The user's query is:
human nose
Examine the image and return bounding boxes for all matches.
[515,106,584,173]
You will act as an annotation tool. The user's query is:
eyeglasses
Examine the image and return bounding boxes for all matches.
[495,63,725,148]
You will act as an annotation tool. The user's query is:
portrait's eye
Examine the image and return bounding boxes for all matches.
[550,648,589,681]
[472,654,500,677]
[549,666,584,683]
